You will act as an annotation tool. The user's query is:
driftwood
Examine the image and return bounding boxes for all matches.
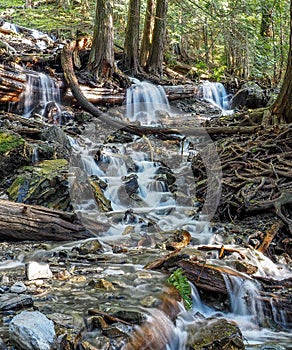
[65,84,200,105]
[0,64,26,102]
[0,199,92,241]
[197,245,246,259]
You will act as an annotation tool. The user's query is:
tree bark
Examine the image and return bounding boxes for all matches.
[140,0,155,67]
[121,0,141,75]
[87,0,114,81]
[146,0,168,75]
[0,200,92,241]
[270,0,292,124]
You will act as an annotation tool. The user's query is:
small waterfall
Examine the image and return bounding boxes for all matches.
[223,275,264,320]
[126,81,170,125]
[20,72,61,120]
[31,146,39,163]
[201,81,233,115]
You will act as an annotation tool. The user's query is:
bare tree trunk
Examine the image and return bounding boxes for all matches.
[270,0,292,124]
[146,0,168,75]
[121,0,141,75]
[140,0,155,67]
[87,0,114,82]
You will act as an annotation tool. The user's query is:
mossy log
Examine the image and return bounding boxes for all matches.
[0,199,92,241]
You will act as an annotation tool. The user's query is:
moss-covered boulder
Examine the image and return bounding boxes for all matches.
[7,159,71,210]
[187,318,245,350]
[0,131,29,180]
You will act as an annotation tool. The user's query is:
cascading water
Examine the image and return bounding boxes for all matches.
[126,81,170,124]
[201,81,233,115]
[20,72,61,120]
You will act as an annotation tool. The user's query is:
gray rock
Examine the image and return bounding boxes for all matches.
[0,337,7,350]
[230,82,267,109]
[26,261,53,280]
[10,281,27,294]
[0,293,33,310]
[9,310,56,350]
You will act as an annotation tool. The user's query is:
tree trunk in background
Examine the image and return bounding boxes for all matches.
[25,0,32,9]
[260,0,273,37]
[121,0,141,75]
[146,0,168,75]
[271,0,292,124]
[140,0,155,67]
[87,0,114,82]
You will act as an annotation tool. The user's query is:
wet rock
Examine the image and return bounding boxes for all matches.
[0,131,28,180]
[40,125,71,159]
[122,173,139,197]
[10,281,27,293]
[26,261,53,280]
[7,159,70,210]
[9,310,56,350]
[113,309,147,324]
[102,322,132,338]
[0,293,33,310]
[230,82,267,109]
[88,175,112,212]
[233,260,258,275]
[88,278,115,290]
[76,239,103,255]
[186,318,245,350]
[0,337,7,350]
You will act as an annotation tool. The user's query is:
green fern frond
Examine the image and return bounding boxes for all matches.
[167,268,192,310]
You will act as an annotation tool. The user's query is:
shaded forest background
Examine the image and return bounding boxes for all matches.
[1,0,290,85]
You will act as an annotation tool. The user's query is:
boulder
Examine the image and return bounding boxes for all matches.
[0,131,28,180]
[7,159,70,210]
[186,317,245,350]
[9,310,56,350]
[230,82,267,109]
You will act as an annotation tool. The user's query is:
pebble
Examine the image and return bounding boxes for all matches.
[10,281,27,294]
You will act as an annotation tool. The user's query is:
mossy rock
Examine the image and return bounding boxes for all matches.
[187,318,245,350]
[0,131,25,153]
[0,131,29,180]
[8,159,71,210]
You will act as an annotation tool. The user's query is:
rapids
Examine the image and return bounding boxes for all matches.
[1,78,291,349]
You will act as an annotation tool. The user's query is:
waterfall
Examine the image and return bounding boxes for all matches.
[126,81,170,125]
[201,81,233,115]
[20,72,61,120]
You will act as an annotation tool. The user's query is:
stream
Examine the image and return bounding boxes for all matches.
[0,76,291,349]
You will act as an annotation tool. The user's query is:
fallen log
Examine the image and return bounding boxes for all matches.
[0,199,92,241]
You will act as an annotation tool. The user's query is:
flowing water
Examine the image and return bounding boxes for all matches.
[2,79,291,349]
[201,81,233,115]
[126,80,170,124]
[19,72,61,120]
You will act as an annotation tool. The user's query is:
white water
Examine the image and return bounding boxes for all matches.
[69,136,211,242]
[201,81,233,115]
[126,81,170,124]
[21,72,61,119]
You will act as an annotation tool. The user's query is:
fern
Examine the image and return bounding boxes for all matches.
[167,268,192,310]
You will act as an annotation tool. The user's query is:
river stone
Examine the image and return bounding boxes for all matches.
[186,318,245,350]
[0,293,33,310]
[230,82,267,109]
[260,344,286,350]
[0,337,7,350]
[9,310,56,350]
[10,281,27,293]
[0,131,28,179]
[26,261,53,280]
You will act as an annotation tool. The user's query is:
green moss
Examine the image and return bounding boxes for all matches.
[8,159,69,209]
[0,132,25,153]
